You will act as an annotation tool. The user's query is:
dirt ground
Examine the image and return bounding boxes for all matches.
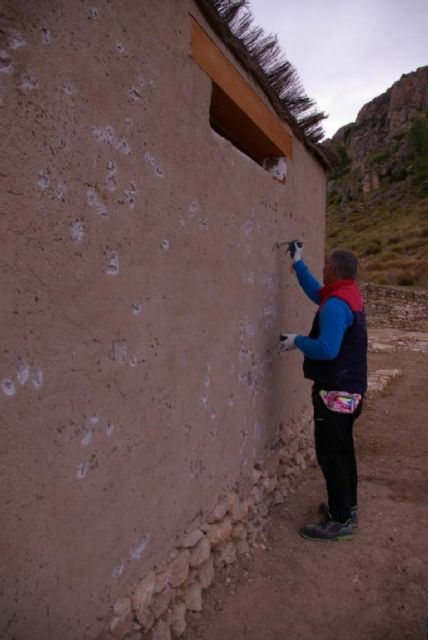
[184,330,428,640]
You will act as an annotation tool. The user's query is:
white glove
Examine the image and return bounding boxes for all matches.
[279,333,298,351]
[290,241,303,264]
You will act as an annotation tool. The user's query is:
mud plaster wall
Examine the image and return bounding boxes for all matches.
[0,2,326,638]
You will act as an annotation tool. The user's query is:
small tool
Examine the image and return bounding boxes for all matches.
[276,240,304,258]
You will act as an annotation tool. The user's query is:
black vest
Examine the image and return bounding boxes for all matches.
[303,305,368,394]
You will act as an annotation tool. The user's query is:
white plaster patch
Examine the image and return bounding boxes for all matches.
[127,87,144,103]
[131,303,142,316]
[204,363,212,388]
[18,73,38,93]
[246,271,255,285]
[87,188,107,216]
[36,169,50,191]
[189,200,199,217]
[106,422,115,437]
[76,460,90,480]
[105,160,117,192]
[7,29,26,49]
[116,42,126,54]
[122,182,137,208]
[69,219,85,243]
[112,561,125,578]
[16,362,30,386]
[55,182,67,199]
[81,430,93,447]
[200,393,208,406]
[129,355,137,367]
[0,50,13,75]
[62,82,76,96]
[41,28,51,45]
[112,340,128,364]
[243,318,257,337]
[91,125,131,156]
[103,251,120,275]
[239,430,249,456]
[32,367,44,390]
[1,379,16,397]
[88,7,99,18]
[138,74,153,88]
[160,239,170,251]
[128,534,150,560]
[89,415,99,425]
[243,220,254,236]
[144,151,164,177]
[263,272,275,291]
[262,156,287,182]
[253,421,263,440]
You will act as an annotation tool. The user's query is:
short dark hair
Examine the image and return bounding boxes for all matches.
[330,249,359,279]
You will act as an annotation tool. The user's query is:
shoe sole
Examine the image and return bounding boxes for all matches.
[299,531,354,542]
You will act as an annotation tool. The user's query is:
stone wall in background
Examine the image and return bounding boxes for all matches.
[362,284,428,331]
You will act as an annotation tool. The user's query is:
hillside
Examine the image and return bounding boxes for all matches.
[323,66,428,287]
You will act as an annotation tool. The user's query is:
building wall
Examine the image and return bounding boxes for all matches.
[0,1,326,638]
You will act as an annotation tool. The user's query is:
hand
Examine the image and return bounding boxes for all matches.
[289,241,303,264]
[279,333,297,351]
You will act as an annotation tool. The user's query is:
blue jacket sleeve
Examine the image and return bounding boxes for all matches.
[293,260,321,304]
[294,298,353,360]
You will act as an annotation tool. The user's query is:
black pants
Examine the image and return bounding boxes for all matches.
[312,387,363,524]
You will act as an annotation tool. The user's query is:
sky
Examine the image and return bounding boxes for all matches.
[249,0,428,138]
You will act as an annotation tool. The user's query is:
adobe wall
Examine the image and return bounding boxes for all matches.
[0,2,326,638]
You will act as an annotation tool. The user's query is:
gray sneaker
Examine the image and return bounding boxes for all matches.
[299,517,353,541]
[319,502,359,527]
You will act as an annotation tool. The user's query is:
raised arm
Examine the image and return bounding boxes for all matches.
[293,260,322,304]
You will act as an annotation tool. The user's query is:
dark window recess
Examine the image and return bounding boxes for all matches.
[210,83,285,165]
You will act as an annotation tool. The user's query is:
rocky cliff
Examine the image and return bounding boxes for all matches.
[323,65,428,287]
[333,66,428,172]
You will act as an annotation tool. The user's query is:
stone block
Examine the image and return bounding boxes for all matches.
[189,536,211,568]
[184,580,202,612]
[151,584,174,619]
[231,523,247,540]
[206,517,232,546]
[152,618,171,640]
[132,572,156,622]
[155,567,171,594]
[236,540,251,556]
[181,528,203,548]
[197,557,215,590]
[168,550,190,588]
[171,602,186,637]
[214,541,236,567]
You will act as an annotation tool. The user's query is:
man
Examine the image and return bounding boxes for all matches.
[280,242,367,541]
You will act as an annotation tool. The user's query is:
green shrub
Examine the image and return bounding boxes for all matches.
[408,114,428,194]
[362,239,382,256]
[396,272,415,286]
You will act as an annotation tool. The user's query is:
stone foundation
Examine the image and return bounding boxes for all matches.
[97,410,315,640]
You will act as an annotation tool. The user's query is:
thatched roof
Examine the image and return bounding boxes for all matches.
[194,0,330,168]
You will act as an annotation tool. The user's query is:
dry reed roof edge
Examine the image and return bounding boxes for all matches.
[194,0,330,169]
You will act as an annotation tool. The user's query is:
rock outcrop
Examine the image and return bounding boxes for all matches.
[332,66,428,172]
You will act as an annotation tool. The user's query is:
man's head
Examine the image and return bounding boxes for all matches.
[323,249,359,285]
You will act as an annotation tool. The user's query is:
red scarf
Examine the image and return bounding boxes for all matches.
[319,279,364,312]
